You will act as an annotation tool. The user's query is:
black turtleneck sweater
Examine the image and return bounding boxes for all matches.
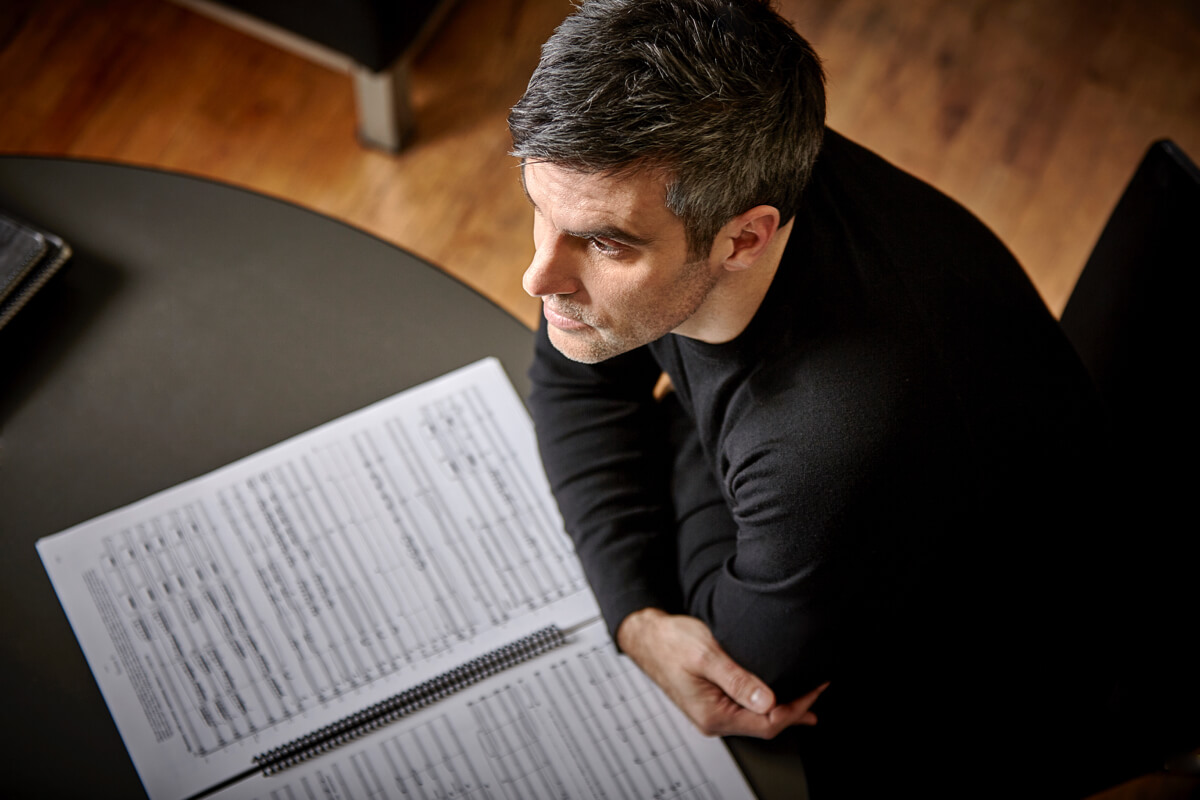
[528,130,1119,796]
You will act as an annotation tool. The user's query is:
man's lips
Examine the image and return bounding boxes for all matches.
[543,301,591,331]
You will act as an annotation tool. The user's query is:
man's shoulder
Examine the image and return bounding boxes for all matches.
[790,129,1054,366]
[679,326,942,473]
[810,129,1011,255]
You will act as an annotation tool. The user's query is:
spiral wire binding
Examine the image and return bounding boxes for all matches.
[252,624,566,775]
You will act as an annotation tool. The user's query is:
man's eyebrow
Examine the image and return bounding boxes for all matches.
[565,225,656,248]
[520,164,657,248]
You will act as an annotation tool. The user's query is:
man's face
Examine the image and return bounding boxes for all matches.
[521,162,723,364]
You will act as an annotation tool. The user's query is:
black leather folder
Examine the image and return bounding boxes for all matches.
[0,211,72,329]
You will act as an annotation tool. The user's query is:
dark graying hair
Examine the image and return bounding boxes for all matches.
[509,0,826,258]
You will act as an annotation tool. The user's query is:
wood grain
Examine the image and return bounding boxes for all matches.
[4,0,1198,325]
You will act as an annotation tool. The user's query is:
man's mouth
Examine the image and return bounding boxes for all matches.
[543,300,591,331]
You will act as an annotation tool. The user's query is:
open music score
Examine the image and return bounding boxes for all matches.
[212,622,751,800]
[38,360,756,800]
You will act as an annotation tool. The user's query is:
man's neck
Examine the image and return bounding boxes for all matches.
[674,218,794,345]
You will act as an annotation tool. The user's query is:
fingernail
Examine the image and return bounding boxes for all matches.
[749,688,769,713]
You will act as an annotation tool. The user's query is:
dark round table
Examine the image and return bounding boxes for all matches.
[0,157,536,798]
[0,157,806,800]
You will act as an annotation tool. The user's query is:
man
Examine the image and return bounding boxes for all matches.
[509,0,1123,795]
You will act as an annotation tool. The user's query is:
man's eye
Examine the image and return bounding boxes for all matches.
[590,238,623,256]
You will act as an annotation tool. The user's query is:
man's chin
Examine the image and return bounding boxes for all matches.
[547,327,627,364]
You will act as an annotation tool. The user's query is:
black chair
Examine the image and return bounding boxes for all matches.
[1059,139,1200,783]
[176,0,455,151]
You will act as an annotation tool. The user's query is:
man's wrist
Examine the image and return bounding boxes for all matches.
[615,607,668,654]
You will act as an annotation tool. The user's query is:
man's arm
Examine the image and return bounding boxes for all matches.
[527,318,682,635]
[528,319,831,738]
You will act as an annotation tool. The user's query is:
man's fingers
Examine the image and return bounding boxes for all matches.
[691,687,788,738]
[702,647,776,714]
[618,609,830,739]
[710,691,820,738]
[769,681,830,727]
[795,680,831,709]
[705,652,772,714]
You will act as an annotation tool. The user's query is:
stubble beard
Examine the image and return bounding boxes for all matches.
[547,257,720,364]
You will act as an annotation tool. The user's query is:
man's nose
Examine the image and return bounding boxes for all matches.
[522,237,580,298]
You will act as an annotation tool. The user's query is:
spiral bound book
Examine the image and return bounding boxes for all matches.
[251,624,568,777]
[38,359,757,800]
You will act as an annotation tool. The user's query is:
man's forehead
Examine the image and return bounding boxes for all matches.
[522,160,673,221]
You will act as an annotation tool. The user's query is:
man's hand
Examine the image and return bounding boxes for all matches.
[616,607,829,738]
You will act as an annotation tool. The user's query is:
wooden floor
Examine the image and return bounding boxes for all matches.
[4,0,1199,328]
[2,0,1198,796]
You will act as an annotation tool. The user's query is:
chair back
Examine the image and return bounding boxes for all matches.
[1059,139,1200,767]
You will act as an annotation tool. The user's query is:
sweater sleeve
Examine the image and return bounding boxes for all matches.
[526,317,681,640]
[689,342,960,703]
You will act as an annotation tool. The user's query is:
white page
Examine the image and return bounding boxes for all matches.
[211,620,756,800]
[38,359,600,800]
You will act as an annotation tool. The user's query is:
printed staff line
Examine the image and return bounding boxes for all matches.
[377,732,415,800]
[420,401,534,612]
[343,431,439,651]
[539,663,633,800]
[247,473,343,701]
[588,648,677,785]
[300,453,379,685]
[462,385,582,596]
[280,458,378,680]
[470,692,530,799]
[411,724,456,799]
[224,482,330,708]
[315,437,445,663]
[103,526,216,754]
[318,439,405,672]
[369,421,479,641]
[389,416,506,630]
[355,425,473,649]
[586,647,718,800]
[193,495,301,724]
[314,438,404,671]
[348,747,389,800]
[163,508,259,723]
[431,395,556,606]
[151,512,253,740]
[388,726,444,800]
[223,478,360,718]
[427,715,488,799]
[263,465,363,697]
[475,685,566,800]
[620,662,716,800]
[192,499,297,729]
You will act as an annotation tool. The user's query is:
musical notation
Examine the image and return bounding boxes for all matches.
[211,623,749,800]
[39,361,753,800]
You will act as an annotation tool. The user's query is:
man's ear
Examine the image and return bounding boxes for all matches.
[719,206,782,272]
